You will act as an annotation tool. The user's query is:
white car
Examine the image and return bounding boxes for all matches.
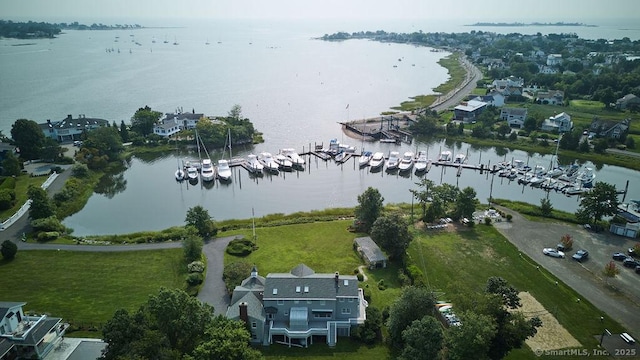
[543,248,565,258]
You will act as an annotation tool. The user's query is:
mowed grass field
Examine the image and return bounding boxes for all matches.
[0,249,186,326]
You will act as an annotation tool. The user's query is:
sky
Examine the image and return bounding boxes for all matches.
[0,0,637,23]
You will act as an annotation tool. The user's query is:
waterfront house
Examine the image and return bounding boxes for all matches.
[38,114,109,142]
[588,118,630,139]
[535,90,564,105]
[500,107,528,128]
[472,90,505,107]
[226,264,367,348]
[353,237,388,269]
[454,100,487,123]
[615,94,640,110]
[0,302,67,359]
[541,112,573,133]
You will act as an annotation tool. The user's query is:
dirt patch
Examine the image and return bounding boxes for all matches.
[515,292,581,351]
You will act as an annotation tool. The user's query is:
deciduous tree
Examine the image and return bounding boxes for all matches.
[130,106,162,136]
[445,311,497,360]
[185,205,218,238]
[354,187,384,232]
[576,182,620,224]
[370,213,412,262]
[1,240,17,260]
[11,119,45,160]
[1,152,21,177]
[454,186,477,220]
[399,316,443,360]
[387,286,435,347]
[27,185,55,220]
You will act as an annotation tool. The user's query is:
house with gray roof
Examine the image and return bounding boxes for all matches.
[0,301,67,359]
[226,264,367,348]
[500,107,528,128]
[354,237,387,269]
[39,114,109,142]
[541,112,573,133]
[454,100,487,123]
[588,118,630,139]
[615,94,640,110]
[535,90,565,105]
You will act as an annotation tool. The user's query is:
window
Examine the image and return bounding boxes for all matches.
[252,322,257,328]
[296,286,301,293]
[277,300,284,306]
[313,312,332,319]
[343,279,349,286]
[272,288,278,295]
[304,286,309,293]
[267,314,274,320]
[341,308,351,314]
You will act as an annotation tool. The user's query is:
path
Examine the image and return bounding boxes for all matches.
[493,206,640,336]
[198,235,238,314]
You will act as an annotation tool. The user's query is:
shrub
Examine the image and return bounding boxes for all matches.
[71,163,90,178]
[363,287,372,302]
[223,262,253,293]
[506,214,513,222]
[183,235,203,263]
[36,231,60,241]
[187,261,205,273]
[0,177,16,190]
[0,189,15,210]
[186,273,203,286]
[406,264,426,286]
[560,234,573,251]
[377,279,387,291]
[1,240,17,260]
[357,273,364,281]
[484,217,492,225]
[31,216,67,233]
[226,238,256,257]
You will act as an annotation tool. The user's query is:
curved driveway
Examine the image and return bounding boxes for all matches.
[494,206,640,336]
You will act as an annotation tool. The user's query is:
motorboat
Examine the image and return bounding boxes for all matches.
[369,152,385,171]
[280,148,305,168]
[533,165,546,177]
[275,154,293,171]
[259,152,280,174]
[576,167,595,188]
[200,158,215,182]
[529,175,545,187]
[186,165,199,182]
[334,151,349,164]
[358,151,372,167]
[216,159,232,181]
[438,150,452,163]
[175,167,185,181]
[414,151,428,172]
[453,153,466,164]
[246,154,264,174]
[398,151,414,172]
[386,151,400,170]
[546,167,564,178]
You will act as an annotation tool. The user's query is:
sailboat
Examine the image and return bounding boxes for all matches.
[217,129,232,182]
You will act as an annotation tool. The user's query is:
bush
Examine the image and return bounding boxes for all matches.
[357,273,364,281]
[187,261,205,273]
[406,264,426,286]
[31,216,67,233]
[36,231,60,241]
[484,217,492,225]
[1,240,17,260]
[363,287,372,302]
[186,273,203,286]
[226,238,256,257]
[377,279,387,291]
[506,214,513,222]
[0,177,16,190]
[183,235,203,263]
[223,262,253,293]
[0,189,15,210]
[71,163,90,178]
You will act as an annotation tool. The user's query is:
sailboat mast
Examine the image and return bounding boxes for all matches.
[196,129,202,164]
[228,128,232,158]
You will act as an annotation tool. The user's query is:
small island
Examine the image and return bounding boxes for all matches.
[467,21,597,27]
[0,19,143,39]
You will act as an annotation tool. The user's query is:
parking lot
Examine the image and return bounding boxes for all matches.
[493,206,640,337]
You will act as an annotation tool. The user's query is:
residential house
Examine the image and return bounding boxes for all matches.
[152,110,225,138]
[0,302,67,359]
[226,264,367,348]
[38,114,109,142]
[152,120,181,138]
[541,112,573,133]
[535,90,565,105]
[538,65,560,74]
[546,54,563,66]
[0,143,17,162]
[615,94,640,110]
[500,108,528,128]
[588,118,630,139]
[353,237,388,269]
[454,100,487,123]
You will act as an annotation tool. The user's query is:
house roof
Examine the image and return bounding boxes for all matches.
[263,264,359,300]
[616,94,639,104]
[354,237,388,264]
[0,338,14,359]
[501,108,527,116]
[165,112,204,121]
[454,100,487,112]
[226,291,265,322]
[39,116,109,131]
[21,317,61,346]
[0,302,26,319]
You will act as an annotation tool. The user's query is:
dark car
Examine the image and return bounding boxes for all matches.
[613,252,628,261]
[623,257,640,268]
[572,250,589,262]
[556,243,566,251]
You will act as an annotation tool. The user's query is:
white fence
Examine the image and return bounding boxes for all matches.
[0,173,59,231]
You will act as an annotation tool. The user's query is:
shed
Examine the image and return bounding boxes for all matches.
[353,237,388,269]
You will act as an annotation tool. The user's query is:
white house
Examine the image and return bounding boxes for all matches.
[541,112,573,133]
[454,100,488,123]
[546,54,563,66]
[0,302,67,359]
[500,108,528,128]
[536,90,565,105]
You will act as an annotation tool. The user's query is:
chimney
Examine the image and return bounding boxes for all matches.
[250,265,258,279]
[334,271,339,284]
[66,114,72,120]
[239,302,248,324]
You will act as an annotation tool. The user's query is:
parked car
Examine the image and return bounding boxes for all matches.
[613,252,628,261]
[556,243,567,251]
[623,257,640,268]
[636,266,640,275]
[572,250,589,262]
[543,248,565,258]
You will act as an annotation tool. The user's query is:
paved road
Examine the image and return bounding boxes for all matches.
[493,206,640,336]
[430,56,483,113]
[198,236,238,314]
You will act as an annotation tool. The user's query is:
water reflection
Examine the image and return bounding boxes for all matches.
[94,172,128,199]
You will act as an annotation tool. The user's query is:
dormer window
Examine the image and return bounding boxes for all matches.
[272,288,278,295]
[344,279,349,286]
[295,286,301,293]
[304,286,309,293]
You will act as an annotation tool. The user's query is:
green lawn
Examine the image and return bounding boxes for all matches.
[260,338,392,360]
[408,224,625,360]
[0,175,46,221]
[0,249,186,327]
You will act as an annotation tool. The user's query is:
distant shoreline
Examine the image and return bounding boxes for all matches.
[466,22,597,27]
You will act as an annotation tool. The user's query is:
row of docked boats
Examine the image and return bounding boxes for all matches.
[245,149,306,175]
[494,159,596,195]
[357,150,431,174]
[175,158,232,183]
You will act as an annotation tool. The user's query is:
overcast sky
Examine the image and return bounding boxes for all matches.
[1,0,636,22]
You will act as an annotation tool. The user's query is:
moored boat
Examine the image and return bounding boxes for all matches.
[438,150,452,163]
[216,159,232,182]
[576,167,595,187]
[275,154,293,171]
[186,165,199,182]
[246,154,264,174]
[414,151,428,172]
[398,151,414,172]
[359,151,372,167]
[369,152,385,171]
[259,152,280,174]
[386,151,400,170]
[200,158,215,182]
[280,148,305,168]
[453,153,466,164]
